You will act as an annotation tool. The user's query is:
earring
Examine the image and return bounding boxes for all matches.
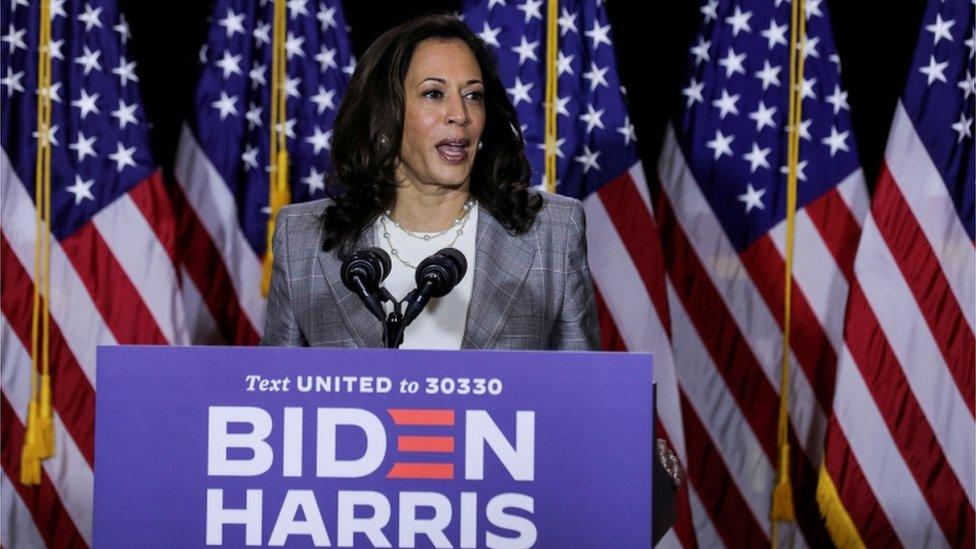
[477,141,483,150]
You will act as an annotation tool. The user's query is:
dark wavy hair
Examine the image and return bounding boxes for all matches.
[321,14,541,256]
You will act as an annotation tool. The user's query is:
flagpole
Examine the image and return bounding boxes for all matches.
[543,0,558,193]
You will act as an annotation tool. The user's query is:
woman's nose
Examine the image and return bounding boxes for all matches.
[445,94,470,126]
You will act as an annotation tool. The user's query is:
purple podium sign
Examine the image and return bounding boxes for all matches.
[94,347,652,548]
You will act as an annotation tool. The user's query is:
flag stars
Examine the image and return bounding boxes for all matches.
[743,143,771,172]
[303,167,327,193]
[958,70,975,100]
[966,29,975,59]
[585,20,612,49]
[682,77,705,106]
[574,145,601,173]
[109,143,137,172]
[253,22,271,46]
[579,104,605,132]
[718,48,747,78]
[689,37,710,65]
[700,0,719,23]
[66,176,95,205]
[316,46,338,71]
[245,103,262,128]
[805,0,823,19]
[285,32,305,60]
[242,145,259,171]
[74,45,102,75]
[558,8,578,36]
[311,86,336,114]
[249,63,266,88]
[951,112,973,142]
[78,3,103,31]
[72,89,100,119]
[36,82,62,104]
[211,91,239,120]
[557,51,574,76]
[517,0,544,24]
[49,0,67,18]
[724,6,753,37]
[617,116,637,145]
[511,36,539,66]
[582,62,609,91]
[507,77,534,105]
[216,50,243,79]
[305,126,332,154]
[284,75,301,98]
[785,119,812,141]
[43,38,64,61]
[754,60,781,90]
[69,132,97,162]
[826,84,850,114]
[738,183,766,213]
[1,67,25,97]
[761,20,788,49]
[799,35,820,58]
[798,76,817,99]
[711,88,740,119]
[276,119,297,140]
[287,0,309,19]
[317,6,338,30]
[780,159,808,181]
[113,14,131,44]
[925,14,954,45]
[536,137,566,159]
[919,55,949,85]
[478,22,502,48]
[2,25,26,54]
[32,124,60,147]
[111,99,138,128]
[706,130,734,160]
[112,57,139,86]
[218,8,246,38]
[821,126,850,157]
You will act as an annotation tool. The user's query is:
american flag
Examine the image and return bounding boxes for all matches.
[1,0,186,546]
[459,0,694,546]
[657,0,868,545]
[174,0,355,345]
[818,0,974,546]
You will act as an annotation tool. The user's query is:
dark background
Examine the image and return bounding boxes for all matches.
[117,0,928,190]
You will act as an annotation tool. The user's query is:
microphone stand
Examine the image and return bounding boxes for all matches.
[349,274,408,348]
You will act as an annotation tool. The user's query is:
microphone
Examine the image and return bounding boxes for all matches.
[402,248,468,325]
[340,248,392,321]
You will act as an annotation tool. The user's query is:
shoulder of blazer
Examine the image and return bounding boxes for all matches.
[532,191,585,242]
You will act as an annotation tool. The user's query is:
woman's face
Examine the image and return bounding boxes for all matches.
[396,38,486,193]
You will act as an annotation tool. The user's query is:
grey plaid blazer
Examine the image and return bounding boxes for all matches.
[261,192,600,350]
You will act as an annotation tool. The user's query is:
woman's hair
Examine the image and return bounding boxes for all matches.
[321,13,541,256]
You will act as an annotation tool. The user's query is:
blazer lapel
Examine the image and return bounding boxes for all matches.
[318,228,385,347]
[462,208,536,349]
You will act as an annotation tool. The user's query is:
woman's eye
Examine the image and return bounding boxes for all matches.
[465,91,485,102]
[423,89,444,99]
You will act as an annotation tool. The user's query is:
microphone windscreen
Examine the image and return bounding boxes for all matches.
[435,247,467,281]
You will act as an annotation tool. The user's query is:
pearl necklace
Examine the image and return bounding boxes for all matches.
[381,200,475,269]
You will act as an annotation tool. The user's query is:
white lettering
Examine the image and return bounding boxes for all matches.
[206,489,263,546]
[337,491,392,547]
[208,407,273,476]
[316,408,386,478]
[464,411,535,481]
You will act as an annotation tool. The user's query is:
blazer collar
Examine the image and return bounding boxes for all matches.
[317,207,536,349]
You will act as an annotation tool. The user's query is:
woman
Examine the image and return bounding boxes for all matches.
[261,14,599,350]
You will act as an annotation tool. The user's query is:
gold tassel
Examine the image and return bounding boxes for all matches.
[771,444,795,520]
[261,150,291,294]
[20,402,42,485]
[817,463,867,548]
[37,373,55,457]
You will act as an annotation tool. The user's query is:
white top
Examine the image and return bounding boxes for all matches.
[373,204,478,349]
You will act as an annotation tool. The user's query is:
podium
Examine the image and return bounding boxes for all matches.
[94,346,664,547]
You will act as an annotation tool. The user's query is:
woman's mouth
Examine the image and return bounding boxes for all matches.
[435,138,470,163]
